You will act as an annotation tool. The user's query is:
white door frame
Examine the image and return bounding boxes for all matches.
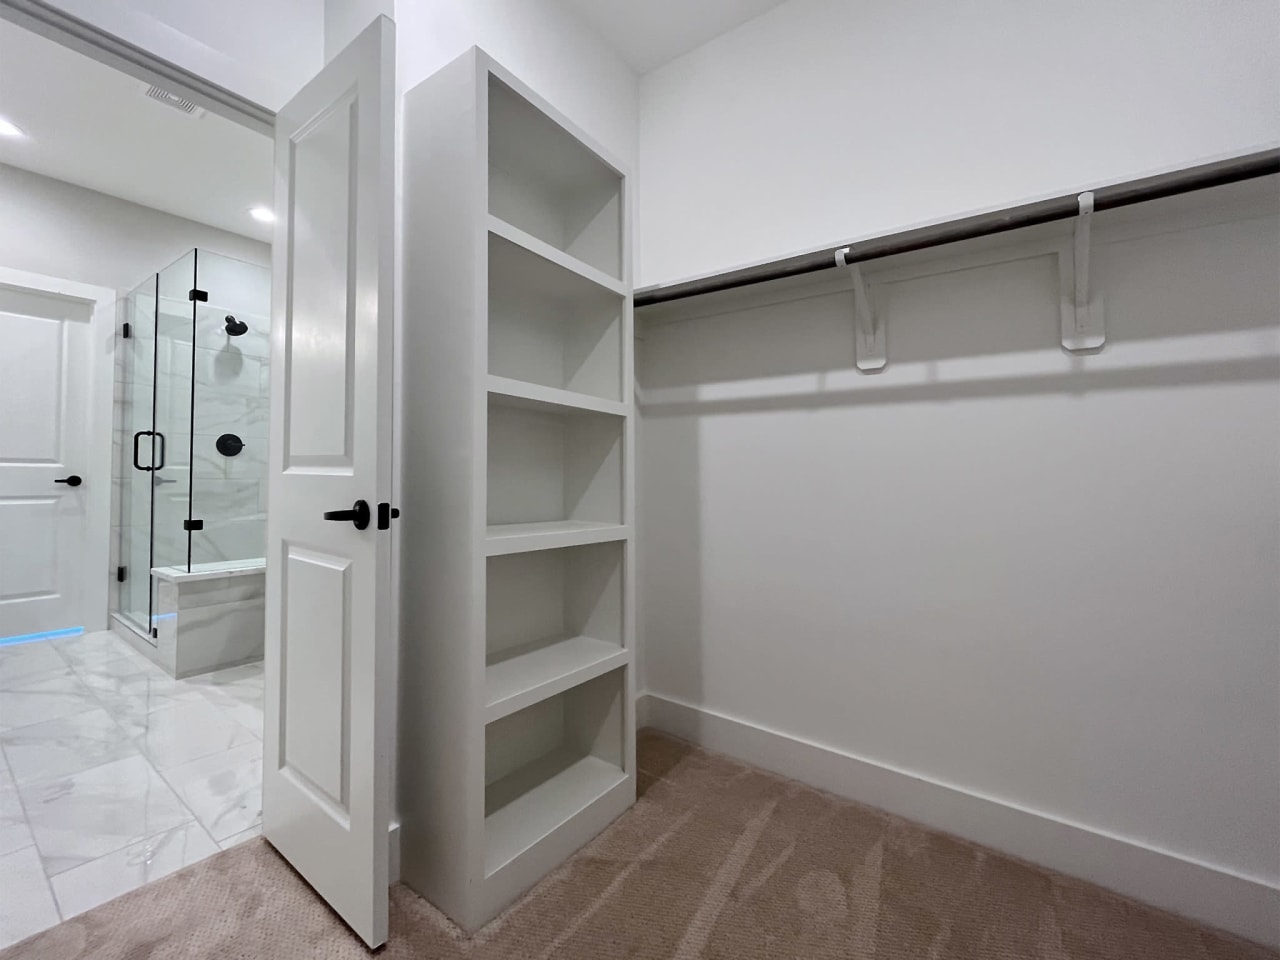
[0,265,115,634]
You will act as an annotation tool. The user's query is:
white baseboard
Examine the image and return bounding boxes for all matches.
[638,692,1279,948]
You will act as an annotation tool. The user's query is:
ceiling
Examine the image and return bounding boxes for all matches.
[0,17,273,244]
[561,0,791,73]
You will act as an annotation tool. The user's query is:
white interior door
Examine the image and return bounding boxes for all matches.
[0,275,112,641]
[262,15,396,949]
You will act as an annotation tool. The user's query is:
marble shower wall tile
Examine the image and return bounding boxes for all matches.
[192,479,261,521]
[194,305,270,359]
[190,519,266,566]
[173,599,265,678]
[191,392,269,440]
[195,345,266,398]
[192,435,267,481]
[178,576,264,609]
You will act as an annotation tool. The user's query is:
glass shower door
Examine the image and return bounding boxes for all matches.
[116,274,158,634]
[151,252,197,581]
[115,252,196,641]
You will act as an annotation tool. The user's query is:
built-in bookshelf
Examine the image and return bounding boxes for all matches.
[400,48,635,932]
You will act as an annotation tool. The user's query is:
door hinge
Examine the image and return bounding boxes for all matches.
[183,518,204,531]
[121,322,132,339]
[377,502,400,530]
[189,289,208,302]
[116,565,127,583]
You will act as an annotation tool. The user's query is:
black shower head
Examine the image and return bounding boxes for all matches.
[224,315,249,337]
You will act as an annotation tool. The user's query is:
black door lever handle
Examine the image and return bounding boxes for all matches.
[54,475,83,487]
[323,499,371,530]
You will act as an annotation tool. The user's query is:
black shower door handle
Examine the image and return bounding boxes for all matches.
[132,431,154,472]
[131,431,167,471]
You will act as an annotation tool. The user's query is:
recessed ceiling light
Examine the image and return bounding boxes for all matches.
[249,206,276,223]
[0,116,25,139]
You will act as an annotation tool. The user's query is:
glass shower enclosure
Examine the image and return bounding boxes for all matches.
[115,249,271,640]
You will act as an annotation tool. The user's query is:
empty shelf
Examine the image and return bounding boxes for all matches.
[486,636,629,723]
[489,216,627,297]
[488,376,625,417]
[484,751,626,876]
[485,520,628,555]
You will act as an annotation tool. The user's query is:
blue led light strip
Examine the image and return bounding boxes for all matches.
[0,626,84,647]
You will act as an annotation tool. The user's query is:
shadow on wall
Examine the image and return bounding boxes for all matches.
[631,177,1280,888]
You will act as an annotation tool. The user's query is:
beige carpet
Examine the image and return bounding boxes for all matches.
[6,730,1276,960]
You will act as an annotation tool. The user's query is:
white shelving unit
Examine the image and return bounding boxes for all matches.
[400,48,635,931]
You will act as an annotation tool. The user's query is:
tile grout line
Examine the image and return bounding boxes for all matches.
[4,633,264,926]
[0,642,70,926]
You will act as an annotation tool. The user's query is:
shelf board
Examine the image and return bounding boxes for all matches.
[485,520,629,556]
[484,751,627,877]
[488,215,627,298]
[487,375,626,418]
[486,636,630,723]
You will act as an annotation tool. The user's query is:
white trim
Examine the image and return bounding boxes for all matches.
[0,0,274,135]
[637,691,1280,948]
[0,266,116,635]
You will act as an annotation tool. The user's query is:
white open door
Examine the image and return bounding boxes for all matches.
[262,16,395,948]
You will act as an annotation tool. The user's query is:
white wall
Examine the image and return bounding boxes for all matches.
[38,0,325,109]
[636,180,1280,943]
[636,0,1280,287]
[393,0,638,166]
[0,163,269,293]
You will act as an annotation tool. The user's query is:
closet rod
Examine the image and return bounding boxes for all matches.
[634,148,1280,307]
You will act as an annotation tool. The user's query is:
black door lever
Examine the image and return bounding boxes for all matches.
[323,499,371,530]
[54,475,83,487]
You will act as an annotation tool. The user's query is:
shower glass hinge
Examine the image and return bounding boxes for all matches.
[121,322,131,339]
[183,519,204,531]
[116,565,127,583]
[150,627,158,638]
[189,288,209,302]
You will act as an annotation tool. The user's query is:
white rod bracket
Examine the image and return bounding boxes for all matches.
[836,247,886,371]
[1061,191,1105,351]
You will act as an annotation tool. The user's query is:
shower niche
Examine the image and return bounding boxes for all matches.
[113,248,271,677]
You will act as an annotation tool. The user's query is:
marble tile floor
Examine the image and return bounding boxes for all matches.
[0,630,264,949]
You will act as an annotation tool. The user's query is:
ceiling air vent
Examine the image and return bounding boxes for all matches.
[143,84,205,117]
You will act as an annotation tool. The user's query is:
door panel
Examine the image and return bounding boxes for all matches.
[286,100,355,466]
[0,312,63,461]
[281,544,350,807]
[0,291,92,639]
[263,15,395,949]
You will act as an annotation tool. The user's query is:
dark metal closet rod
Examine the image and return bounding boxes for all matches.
[634,148,1280,307]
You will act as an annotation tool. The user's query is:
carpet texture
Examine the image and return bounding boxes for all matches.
[5,730,1276,960]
